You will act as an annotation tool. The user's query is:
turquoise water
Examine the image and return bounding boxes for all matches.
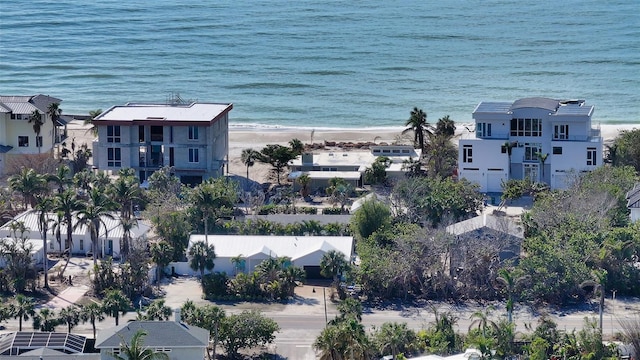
[1,0,638,128]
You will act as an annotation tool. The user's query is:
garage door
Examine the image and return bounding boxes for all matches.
[487,170,506,193]
[303,266,323,279]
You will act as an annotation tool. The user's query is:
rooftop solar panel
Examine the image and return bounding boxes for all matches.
[0,332,87,355]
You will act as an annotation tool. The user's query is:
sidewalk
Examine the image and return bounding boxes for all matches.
[39,285,90,310]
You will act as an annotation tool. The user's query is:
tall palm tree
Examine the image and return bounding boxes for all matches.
[110,175,140,221]
[102,289,131,326]
[10,294,35,331]
[468,307,498,338]
[34,195,55,288]
[230,254,246,275]
[53,189,82,278]
[47,102,62,146]
[188,241,216,278]
[80,302,105,339]
[57,306,80,333]
[28,110,44,153]
[119,216,138,262]
[289,138,304,156]
[108,329,169,360]
[314,325,343,360]
[77,188,116,264]
[8,167,47,210]
[240,148,259,181]
[495,268,528,323]
[320,250,349,289]
[403,107,432,152]
[375,322,416,360]
[150,241,173,286]
[580,269,608,334]
[47,164,72,194]
[435,115,456,138]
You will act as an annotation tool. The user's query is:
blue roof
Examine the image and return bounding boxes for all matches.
[0,145,13,153]
[473,102,512,114]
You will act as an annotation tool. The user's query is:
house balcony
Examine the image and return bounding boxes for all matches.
[138,153,164,168]
[460,131,510,140]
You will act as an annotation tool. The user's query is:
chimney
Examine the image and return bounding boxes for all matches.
[302,152,313,164]
[174,308,181,323]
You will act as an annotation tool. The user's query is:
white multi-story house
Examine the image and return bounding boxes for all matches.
[458,97,602,193]
[92,101,232,186]
[0,95,62,175]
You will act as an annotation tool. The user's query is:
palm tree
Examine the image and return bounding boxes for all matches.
[495,268,528,323]
[84,109,102,136]
[150,241,173,286]
[102,289,131,326]
[57,306,81,333]
[403,107,432,152]
[80,302,105,339]
[280,266,305,297]
[580,269,607,334]
[289,138,304,156]
[297,173,311,199]
[119,216,138,262]
[10,294,35,331]
[28,110,44,153]
[188,240,216,278]
[47,102,62,146]
[375,322,416,359]
[435,115,456,138]
[33,308,58,332]
[314,325,344,360]
[47,164,72,194]
[8,167,47,210]
[240,148,259,181]
[230,254,245,275]
[53,189,82,259]
[77,188,115,264]
[34,195,55,288]
[110,175,140,221]
[138,299,172,321]
[320,250,349,289]
[469,307,498,338]
[536,152,549,182]
[503,141,515,178]
[108,329,170,360]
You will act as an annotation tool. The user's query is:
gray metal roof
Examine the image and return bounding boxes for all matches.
[473,102,512,114]
[0,145,13,154]
[445,214,524,238]
[254,214,352,225]
[627,184,640,209]
[510,97,560,111]
[95,321,209,349]
[0,95,61,114]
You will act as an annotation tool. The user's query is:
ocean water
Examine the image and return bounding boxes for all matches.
[1,0,638,128]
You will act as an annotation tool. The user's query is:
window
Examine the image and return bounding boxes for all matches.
[524,143,541,161]
[510,118,542,137]
[11,113,28,120]
[18,136,29,147]
[587,147,597,166]
[554,124,569,140]
[477,123,492,137]
[107,148,121,167]
[36,136,43,147]
[463,145,473,163]
[79,239,84,251]
[107,125,121,143]
[188,126,199,140]
[189,148,199,163]
[553,146,563,155]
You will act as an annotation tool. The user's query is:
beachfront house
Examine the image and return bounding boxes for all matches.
[95,319,209,360]
[0,210,151,259]
[458,97,603,193]
[288,145,420,191]
[92,101,232,186]
[0,95,63,175]
[627,183,640,223]
[172,235,353,279]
